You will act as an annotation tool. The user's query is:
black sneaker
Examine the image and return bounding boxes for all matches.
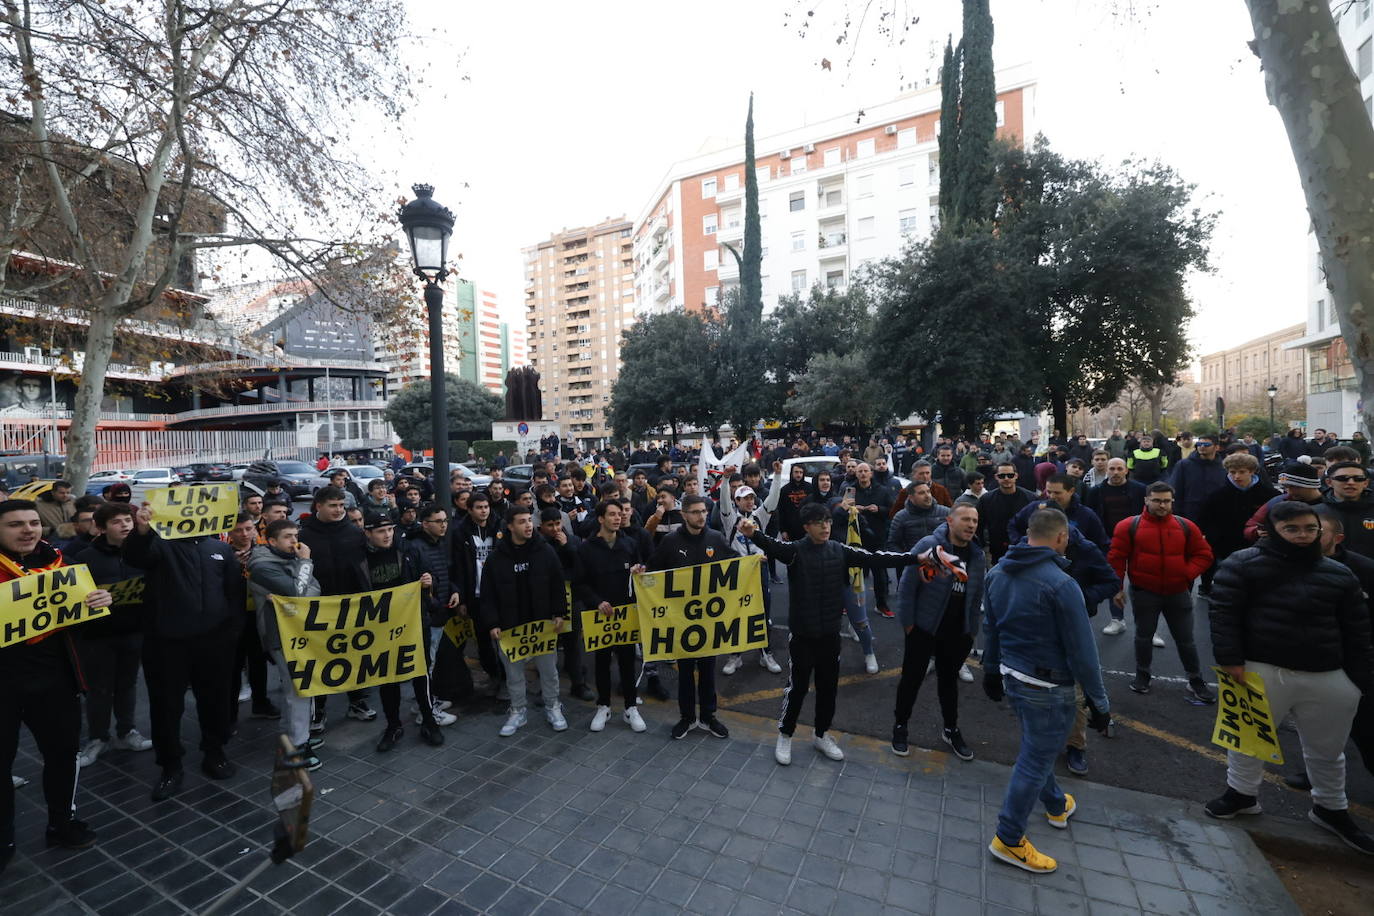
[700,716,730,739]
[347,700,377,722]
[250,701,282,720]
[1284,771,1312,791]
[201,757,236,780]
[646,675,671,702]
[0,842,13,875]
[301,753,322,772]
[1204,787,1262,819]
[45,819,96,849]
[1129,671,1151,694]
[376,726,404,753]
[942,727,974,761]
[305,736,325,751]
[1187,677,1216,705]
[151,767,183,801]
[1309,806,1374,855]
[891,723,910,757]
[309,710,326,733]
[419,723,445,747]
[570,683,595,702]
[671,717,696,740]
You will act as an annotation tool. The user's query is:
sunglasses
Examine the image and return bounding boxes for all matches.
[995,473,1016,479]
[1330,475,1367,483]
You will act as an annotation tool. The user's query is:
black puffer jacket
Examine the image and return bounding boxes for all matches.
[296,514,370,596]
[885,502,952,553]
[1321,490,1374,560]
[122,528,243,639]
[78,536,146,637]
[478,534,566,632]
[1209,538,1373,688]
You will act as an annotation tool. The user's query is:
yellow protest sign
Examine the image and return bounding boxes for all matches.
[100,576,146,608]
[0,565,103,648]
[633,555,767,662]
[272,581,427,697]
[146,484,240,540]
[444,614,475,647]
[581,604,640,652]
[498,619,563,663]
[1211,667,1283,764]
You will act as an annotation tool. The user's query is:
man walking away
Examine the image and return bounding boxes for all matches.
[983,508,1111,874]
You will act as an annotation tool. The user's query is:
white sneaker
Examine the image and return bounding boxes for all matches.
[77,739,106,768]
[11,774,28,788]
[721,654,742,676]
[237,685,251,703]
[499,708,527,737]
[1152,634,1166,648]
[623,707,647,733]
[112,729,153,751]
[546,703,568,732]
[590,705,612,732]
[420,708,458,727]
[864,653,879,674]
[959,664,974,683]
[1102,619,1127,635]
[775,734,793,766]
[433,699,453,712]
[813,733,845,761]
[840,618,860,642]
[760,651,782,674]
[926,658,935,676]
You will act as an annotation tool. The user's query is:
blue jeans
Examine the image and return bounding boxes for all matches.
[996,677,1077,846]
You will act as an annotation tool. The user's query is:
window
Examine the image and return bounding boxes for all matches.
[705,285,719,304]
[856,174,874,198]
[823,188,842,207]
[823,147,841,167]
[1329,299,1338,324]
[791,270,807,293]
[756,166,771,184]
[1361,38,1373,79]
[723,173,740,191]
[789,191,805,212]
[898,165,915,188]
[897,127,916,148]
[703,213,717,235]
[856,138,875,159]
[1317,299,1326,331]
[898,208,919,234]
[703,250,719,271]
[1367,95,1373,120]
[1362,0,1372,24]
[928,154,939,184]
[701,176,717,198]
[857,216,876,239]
[929,197,941,230]
[791,230,806,252]
[995,100,1006,128]
[790,156,807,175]
[825,270,845,290]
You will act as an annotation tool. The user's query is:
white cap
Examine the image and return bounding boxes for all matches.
[734,485,756,499]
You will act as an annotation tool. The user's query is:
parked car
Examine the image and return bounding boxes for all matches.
[230,463,250,480]
[310,463,385,494]
[129,468,181,489]
[84,469,138,496]
[0,453,65,491]
[170,466,197,483]
[499,464,535,496]
[240,459,314,499]
[397,462,492,492]
[188,462,233,482]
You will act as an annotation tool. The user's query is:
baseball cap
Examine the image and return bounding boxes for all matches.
[363,510,395,530]
[734,485,756,499]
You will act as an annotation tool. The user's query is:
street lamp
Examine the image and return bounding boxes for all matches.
[1267,383,1278,439]
[398,184,455,484]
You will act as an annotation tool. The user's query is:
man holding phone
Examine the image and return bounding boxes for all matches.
[850,463,896,617]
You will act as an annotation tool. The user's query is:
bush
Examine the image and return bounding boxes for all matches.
[1188,419,1219,437]
[471,439,518,463]
[449,439,471,461]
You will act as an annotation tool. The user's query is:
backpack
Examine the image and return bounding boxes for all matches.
[1126,512,1194,553]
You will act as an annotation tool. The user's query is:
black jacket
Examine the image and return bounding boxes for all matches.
[0,542,86,692]
[575,532,641,609]
[750,531,917,637]
[886,502,952,553]
[478,534,566,632]
[122,528,243,639]
[296,514,370,596]
[1083,480,1148,537]
[452,515,500,608]
[978,487,1035,562]
[1321,490,1374,560]
[648,525,732,571]
[77,536,145,637]
[1197,480,1279,562]
[774,479,814,540]
[411,530,460,624]
[1210,538,1373,688]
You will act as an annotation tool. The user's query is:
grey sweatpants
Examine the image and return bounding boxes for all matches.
[268,647,313,749]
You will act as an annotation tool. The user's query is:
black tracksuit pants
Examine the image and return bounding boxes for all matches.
[893,606,973,731]
[231,612,268,721]
[677,658,717,722]
[142,618,237,770]
[1,684,81,843]
[779,633,842,738]
[595,645,638,708]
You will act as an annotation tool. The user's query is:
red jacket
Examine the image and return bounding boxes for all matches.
[1107,512,1213,595]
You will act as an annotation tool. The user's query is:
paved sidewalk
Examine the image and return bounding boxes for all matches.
[7,693,1298,915]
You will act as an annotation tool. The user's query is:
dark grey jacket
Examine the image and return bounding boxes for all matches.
[247,545,320,651]
[885,502,952,554]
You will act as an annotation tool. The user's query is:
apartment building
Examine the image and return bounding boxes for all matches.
[1198,323,1306,418]
[381,278,524,399]
[522,218,636,443]
[631,63,1037,316]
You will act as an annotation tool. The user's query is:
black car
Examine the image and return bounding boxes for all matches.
[188,462,233,482]
[170,466,197,483]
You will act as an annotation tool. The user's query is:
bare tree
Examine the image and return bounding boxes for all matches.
[1,0,417,488]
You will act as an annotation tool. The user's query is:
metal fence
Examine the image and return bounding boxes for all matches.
[0,423,314,470]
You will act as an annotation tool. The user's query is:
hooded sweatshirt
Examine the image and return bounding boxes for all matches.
[296,513,370,595]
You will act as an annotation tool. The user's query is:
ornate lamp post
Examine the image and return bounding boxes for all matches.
[1267,383,1278,439]
[398,184,455,481]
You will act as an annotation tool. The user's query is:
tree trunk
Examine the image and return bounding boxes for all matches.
[1245,0,1374,436]
[66,305,117,491]
[1049,391,1068,442]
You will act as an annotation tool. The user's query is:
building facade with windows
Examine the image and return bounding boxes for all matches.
[1285,0,1374,435]
[1198,323,1306,422]
[630,63,1037,316]
[522,218,635,443]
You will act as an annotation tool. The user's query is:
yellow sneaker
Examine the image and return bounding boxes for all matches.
[1046,793,1077,829]
[989,835,1058,873]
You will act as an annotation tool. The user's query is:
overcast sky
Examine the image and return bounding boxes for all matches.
[383,0,1310,364]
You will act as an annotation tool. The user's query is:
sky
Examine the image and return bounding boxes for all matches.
[377,0,1311,365]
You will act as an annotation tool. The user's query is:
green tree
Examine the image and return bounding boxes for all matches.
[385,375,501,452]
[741,93,763,319]
[937,36,961,224]
[953,0,996,228]
[608,310,715,441]
[764,285,875,417]
[787,349,890,429]
[709,288,774,437]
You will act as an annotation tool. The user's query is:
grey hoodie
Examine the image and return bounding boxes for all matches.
[248,544,321,651]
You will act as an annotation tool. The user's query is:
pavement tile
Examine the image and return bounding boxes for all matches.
[787,878,842,916]
[1080,868,1141,908]
[459,872,513,910]
[1133,881,1196,916]
[934,888,986,916]
[1125,853,1181,888]
[647,867,700,904]
[488,885,544,916]
[1034,884,1090,914]
[686,880,738,915]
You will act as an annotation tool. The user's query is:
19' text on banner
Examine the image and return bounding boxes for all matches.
[145,484,240,540]
[272,581,427,697]
[634,555,766,661]
[0,565,102,647]
[1211,667,1283,764]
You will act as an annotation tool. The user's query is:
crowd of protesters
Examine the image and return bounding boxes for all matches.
[1,421,1371,879]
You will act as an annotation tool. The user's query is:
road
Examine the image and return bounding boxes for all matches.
[707,568,1374,825]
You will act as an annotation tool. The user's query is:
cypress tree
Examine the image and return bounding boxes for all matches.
[937,36,961,228]
[741,93,763,322]
[955,0,997,226]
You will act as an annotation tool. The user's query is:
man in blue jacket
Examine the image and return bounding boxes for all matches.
[890,505,984,761]
[1171,435,1227,522]
[983,507,1111,875]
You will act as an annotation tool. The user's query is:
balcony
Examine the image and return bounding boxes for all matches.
[650,241,670,270]
[818,232,848,255]
[649,214,668,240]
[652,282,671,303]
[717,221,744,243]
[715,183,744,204]
[167,398,389,423]
[717,257,740,281]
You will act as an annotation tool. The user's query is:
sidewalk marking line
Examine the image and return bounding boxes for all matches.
[720,666,900,709]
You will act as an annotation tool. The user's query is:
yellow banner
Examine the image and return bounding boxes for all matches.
[99,575,145,608]
[272,581,427,697]
[1211,667,1284,764]
[633,554,767,661]
[443,614,475,647]
[0,565,102,648]
[581,604,640,652]
[498,619,563,663]
[146,484,241,540]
